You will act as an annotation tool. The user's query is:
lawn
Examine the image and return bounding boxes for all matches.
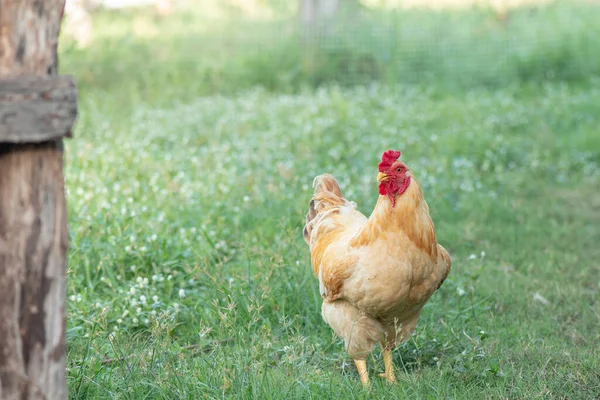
[62,2,600,399]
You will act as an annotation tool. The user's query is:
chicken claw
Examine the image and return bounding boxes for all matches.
[378,349,396,383]
[353,359,370,387]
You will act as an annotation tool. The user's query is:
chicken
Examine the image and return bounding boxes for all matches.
[302,149,451,386]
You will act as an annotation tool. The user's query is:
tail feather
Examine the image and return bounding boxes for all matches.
[303,174,344,244]
[313,173,342,198]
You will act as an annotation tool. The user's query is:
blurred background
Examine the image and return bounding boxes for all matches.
[60,0,600,105]
[61,2,600,397]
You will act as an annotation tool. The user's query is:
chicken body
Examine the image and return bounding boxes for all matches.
[303,165,450,385]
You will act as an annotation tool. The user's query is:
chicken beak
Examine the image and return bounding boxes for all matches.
[377,172,389,183]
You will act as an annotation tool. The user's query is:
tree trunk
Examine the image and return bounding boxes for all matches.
[0,1,69,399]
[300,0,340,33]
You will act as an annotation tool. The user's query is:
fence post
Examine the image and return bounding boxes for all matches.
[0,1,76,399]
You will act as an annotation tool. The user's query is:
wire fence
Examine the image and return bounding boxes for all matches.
[61,0,600,92]
[297,1,600,87]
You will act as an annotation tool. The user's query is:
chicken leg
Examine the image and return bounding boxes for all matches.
[379,349,396,383]
[354,359,370,387]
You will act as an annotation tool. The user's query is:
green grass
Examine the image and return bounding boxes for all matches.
[60,1,600,107]
[62,2,600,399]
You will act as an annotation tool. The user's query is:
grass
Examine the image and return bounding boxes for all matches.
[60,1,600,106]
[62,2,600,399]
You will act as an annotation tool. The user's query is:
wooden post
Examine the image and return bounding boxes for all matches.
[300,0,340,37]
[0,1,76,399]
[300,0,351,78]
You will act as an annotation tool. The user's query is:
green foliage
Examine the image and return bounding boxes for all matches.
[60,1,600,105]
[61,2,600,399]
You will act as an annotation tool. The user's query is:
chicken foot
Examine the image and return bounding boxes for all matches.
[378,349,396,383]
[353,359,370,387]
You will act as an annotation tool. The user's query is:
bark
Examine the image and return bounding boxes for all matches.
[0,1,65,76]
[0,76,77,143]
[0,1,69,399]
[0,142,69,400]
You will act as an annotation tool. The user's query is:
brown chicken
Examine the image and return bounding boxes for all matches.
[302,150,451,386]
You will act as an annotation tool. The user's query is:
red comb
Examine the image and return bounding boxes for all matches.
[378,150,401,172]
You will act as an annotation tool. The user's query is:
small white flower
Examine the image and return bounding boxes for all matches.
[173,303,180,311]
[125,246,131,252]
[144,318,150,325]
[457,287,466,296]
[533,292,550,305]
[152,275,158,282]
[130,287,136,295]
[136,307,142,314]
[468,254,477,260]
[130,265,136,272]
[140,246,147,252]
[243,196,250,202]
[179,289,186,298]
[140,295,147,304]
[152,295,159,303]
[133,318,138,324]
[69,295,76,301]
[481,251,486,258]
[117,318,123,324]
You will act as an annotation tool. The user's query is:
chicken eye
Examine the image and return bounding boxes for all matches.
[396,167,402,172]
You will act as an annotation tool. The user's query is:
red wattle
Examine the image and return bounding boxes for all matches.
[380,177,411,207]
[379,183,387,195]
